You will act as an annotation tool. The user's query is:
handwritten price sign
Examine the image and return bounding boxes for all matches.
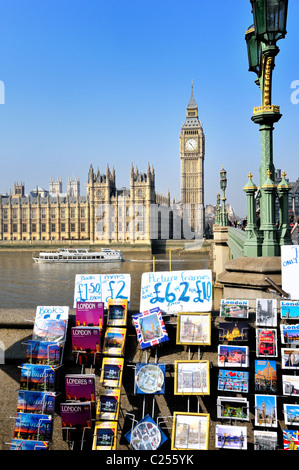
[281,245,299,300]
[140,269,212,313]
[74,273,131,308]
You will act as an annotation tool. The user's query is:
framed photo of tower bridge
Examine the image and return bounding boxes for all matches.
[176,313,211,346]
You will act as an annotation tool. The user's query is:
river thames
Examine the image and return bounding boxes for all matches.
[0,249,210,311]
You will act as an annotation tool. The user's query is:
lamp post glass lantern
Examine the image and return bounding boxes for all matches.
[245,25,261,76]
[220,167,228,227]
[250,0,288,45]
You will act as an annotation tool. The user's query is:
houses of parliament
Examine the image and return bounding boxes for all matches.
[0,86,205,244]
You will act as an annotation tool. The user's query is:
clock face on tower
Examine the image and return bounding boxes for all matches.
[185,138,198,151]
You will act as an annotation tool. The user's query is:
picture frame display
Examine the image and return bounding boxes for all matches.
[76,301,104,328]
[280,300,299,319]
[280,324,299,345]
[215,424,247,450]
[132,307,169,349]
[92,421,118,450]
[124,414,167,451]
[10,439,49,450]
[256,328,277,358]
[217,370,249,393]
[20,364,56,392]
[216,396,249,421]
[283,403,299,426]
[218,321,248,342]
[254,395,277,427]
[107,298,128,327]
[256,298,277,327]
[281,348,299,369]
[14,412,53,441]
[176,312,211,346]
[99,357,124,388]
[17,390,56,415]
[102,327,126,357]
[218,345,249,368]
[171,412,210,450]
[174,360,210,395]
[254,430,277,451]
[25,340,62,366]
[283,429,299,450]
[220,299,249,319]
[254,360,277,393]
[134,363,166,395]
[96,388,121,421]
[33,306,69,344]
[282,374,299,396]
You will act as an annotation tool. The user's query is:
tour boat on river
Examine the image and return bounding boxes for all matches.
[33,248,123,263]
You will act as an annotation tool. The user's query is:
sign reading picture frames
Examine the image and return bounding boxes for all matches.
[140,269,212,314]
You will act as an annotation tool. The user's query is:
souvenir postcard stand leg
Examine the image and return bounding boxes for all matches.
[166,309,212,451]
[254,297,281,449]
[279,292,299,449]
[126,345,169,451]
[127,304,172,451]
[216,299,250,450]
[62,306,103,451]
[93,300,127,451]
[9,306,69,450]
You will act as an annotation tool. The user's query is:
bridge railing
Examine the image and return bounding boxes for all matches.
[227,226,246,259]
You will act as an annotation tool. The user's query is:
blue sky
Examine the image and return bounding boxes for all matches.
[0,0,298,218]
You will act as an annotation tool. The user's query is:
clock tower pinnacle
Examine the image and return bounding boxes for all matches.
[180,83,205,237]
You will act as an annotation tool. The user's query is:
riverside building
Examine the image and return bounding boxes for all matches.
[0,86,206,243]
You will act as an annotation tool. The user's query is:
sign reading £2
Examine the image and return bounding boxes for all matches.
[140,269,212,313]
[74,273,131,308]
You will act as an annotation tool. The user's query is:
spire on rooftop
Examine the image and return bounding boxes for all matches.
[187,80,197,109]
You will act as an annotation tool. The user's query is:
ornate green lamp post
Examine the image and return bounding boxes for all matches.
[220,166,229,226]
[243,172,262,256]
[215,192,221,225]
[245,0,290,256]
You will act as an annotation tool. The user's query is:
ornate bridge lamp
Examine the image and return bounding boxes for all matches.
[220,166,229,226]
[215,193,221,225]
[245,0,290,256]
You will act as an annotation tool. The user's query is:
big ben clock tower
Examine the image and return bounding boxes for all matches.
[180,83,205,238]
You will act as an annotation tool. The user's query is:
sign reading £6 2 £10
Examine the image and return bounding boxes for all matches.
[140,269,212,313]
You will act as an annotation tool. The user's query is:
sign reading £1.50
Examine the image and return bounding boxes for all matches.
[140,269,212,313]
[74,273,131,308]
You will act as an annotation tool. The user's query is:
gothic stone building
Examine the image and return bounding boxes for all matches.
[0,85,205,243]
[0,164,171,243]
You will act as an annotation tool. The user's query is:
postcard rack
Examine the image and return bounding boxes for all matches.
[127,361,160,419]
[73,350,101,369]
[8,306,69,450]
[61,425,92,450]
